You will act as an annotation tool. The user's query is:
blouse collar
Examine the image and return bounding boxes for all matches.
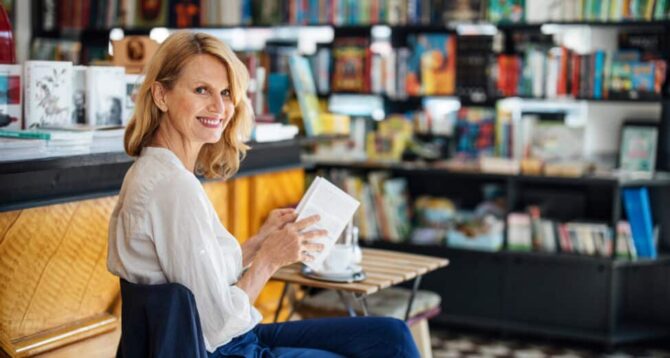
[141,146,189,171]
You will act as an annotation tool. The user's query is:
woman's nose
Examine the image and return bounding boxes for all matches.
[209,94,225,113]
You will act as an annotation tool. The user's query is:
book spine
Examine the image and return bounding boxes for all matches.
[24,62,32,129]
[622,187,657,258]
[0,130,51,140]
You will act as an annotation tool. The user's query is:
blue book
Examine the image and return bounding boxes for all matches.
[593,51,605,99]
[622,187,657,259]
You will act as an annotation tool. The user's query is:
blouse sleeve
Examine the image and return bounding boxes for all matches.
[147,173,260,350]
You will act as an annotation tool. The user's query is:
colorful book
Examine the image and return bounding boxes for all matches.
[331,37,369,93]
[168,0,201,28]
[135,0,169,27]
[0,64,22,130]
[622,187,656,259]
[288,55,322,137]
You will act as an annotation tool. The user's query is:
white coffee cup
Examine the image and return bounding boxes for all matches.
[321,244,353,273]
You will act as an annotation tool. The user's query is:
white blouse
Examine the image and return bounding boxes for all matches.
[107,147,261,352]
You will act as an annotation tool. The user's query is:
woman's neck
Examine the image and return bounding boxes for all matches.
[150,124,202,172]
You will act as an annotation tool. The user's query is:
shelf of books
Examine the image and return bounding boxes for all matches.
[360,240,670,344]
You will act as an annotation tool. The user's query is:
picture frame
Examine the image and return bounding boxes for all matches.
[618,120,659,175]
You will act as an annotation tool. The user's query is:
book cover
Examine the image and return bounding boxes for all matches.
[442,0,484,21]
[251,0,288,25]
[135,0,168,27]
[331,37,369,93]
[295,176,360,270]
[622,187,656,258]
[631,62,655,93]
[0,64,21,130]
[455,107,496,158]
[168,0,200,28]
[24,61,73,128]
[383,178,412,241]
[288,55,322,137]
[417,34,456,95]
[86,66,125,126]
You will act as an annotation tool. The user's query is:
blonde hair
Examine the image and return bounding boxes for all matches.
[124,31,253,179]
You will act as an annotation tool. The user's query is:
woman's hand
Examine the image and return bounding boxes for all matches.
[241,208,298,267]
[257,208,297,242]
[257,214,328,269]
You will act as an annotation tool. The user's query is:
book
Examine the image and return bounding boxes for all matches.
[86,66,126,126]
[288,55,322,137]
[0,64,22,130]
[296,176,360,270]
[169,0,201,28]
[71,65,86,124]
[24,61,73,128]
[419,34,457,95]
[135,0,169,28]
[0,129,51,140]
[622,187,656,259]
[331,37,369,93]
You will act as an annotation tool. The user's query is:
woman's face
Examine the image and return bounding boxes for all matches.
[161,54,235,145]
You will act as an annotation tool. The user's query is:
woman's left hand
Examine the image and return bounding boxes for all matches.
[257,208,297,242]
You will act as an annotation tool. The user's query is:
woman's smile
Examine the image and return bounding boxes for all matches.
[197,116,223,128]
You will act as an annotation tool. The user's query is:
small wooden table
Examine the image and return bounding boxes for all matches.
[271,248,449,322]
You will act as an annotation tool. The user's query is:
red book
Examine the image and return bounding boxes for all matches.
[571,53,580,98]
[557,47,569,96]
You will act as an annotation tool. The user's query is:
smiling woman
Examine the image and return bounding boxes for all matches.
[124,31,252,180]
[109,31,419,357]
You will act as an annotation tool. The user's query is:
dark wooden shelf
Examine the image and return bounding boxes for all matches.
[306,159,670,188]
[0,140,302,212]
[362,240,670,266]
[321,93,662,108]
[497,20,670,30]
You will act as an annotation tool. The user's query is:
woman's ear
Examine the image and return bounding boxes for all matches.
[151,82,168,112]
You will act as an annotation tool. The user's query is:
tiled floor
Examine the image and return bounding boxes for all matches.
[429,327,670,358]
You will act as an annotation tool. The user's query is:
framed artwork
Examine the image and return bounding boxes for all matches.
[618,121,659,174]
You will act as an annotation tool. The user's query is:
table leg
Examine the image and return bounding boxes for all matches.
[404,275,423,321]
[358,295,370,316]
[337,290,357,317]
[274,282,290,323]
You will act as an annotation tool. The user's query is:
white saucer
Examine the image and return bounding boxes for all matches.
[301,264,366,283]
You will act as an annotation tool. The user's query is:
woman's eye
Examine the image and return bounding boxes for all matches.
[195,87,208,95]
[222,89,231,97]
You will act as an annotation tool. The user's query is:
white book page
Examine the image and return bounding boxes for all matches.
[296,177,360,270]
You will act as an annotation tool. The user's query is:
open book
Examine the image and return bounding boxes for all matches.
[296,176,360,270]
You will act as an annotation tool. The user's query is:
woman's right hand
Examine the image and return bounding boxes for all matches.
[258,214,328,269]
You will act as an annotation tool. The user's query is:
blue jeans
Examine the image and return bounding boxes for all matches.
[209,316,420,358]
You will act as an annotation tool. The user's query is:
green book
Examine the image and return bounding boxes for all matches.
[0,130,51,140]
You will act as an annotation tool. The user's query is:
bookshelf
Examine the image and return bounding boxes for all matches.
[304,8,670,335]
